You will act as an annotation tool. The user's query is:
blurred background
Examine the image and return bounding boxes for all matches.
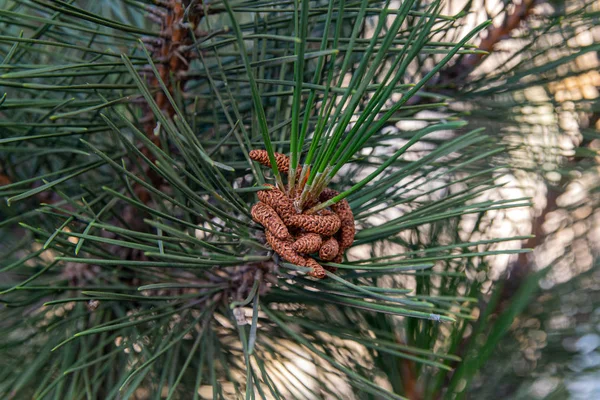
[438,0,600,397]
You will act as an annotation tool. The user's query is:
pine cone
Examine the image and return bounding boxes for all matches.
[305,258,326,279]
[250,150,356,278]
[288,213,341,236]
[265,231,305,266]
[319,237,339,261]
[249,150,290,173]
[257,185,297,223]
[320,188,355,250]
[251,202,290,240]
[292,232,322,254]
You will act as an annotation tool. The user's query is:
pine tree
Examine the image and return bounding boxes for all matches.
[0,0,598,399]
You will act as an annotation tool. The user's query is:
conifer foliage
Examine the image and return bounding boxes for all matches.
[0,0,596,399]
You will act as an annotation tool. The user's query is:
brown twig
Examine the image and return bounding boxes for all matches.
[441,0,537,82]
[136,1,204,203]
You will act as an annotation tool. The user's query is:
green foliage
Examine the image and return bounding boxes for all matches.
[0,0,596,399]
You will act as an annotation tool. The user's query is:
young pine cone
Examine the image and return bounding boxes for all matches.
[251,202,290,240]
[319,237,340,261]
[265,230,329,278]
[257,184,297,224]
[264,231,306,267]
[292,232,322,254]
[288,213,341,236]
[305,257,326,279]
[249,150,290,174]
[249,148,356,279]
[320,188,355,251]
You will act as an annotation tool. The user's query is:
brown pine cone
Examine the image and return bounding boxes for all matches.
[265,231,306,266]
[288,213,341,236]
[251,202,290,240]
[249,149,290,173]
[292,232,322,254]
[319,237,339,261]
[248,149,356,278]
[320,188,355,251]
[336,217,356,251]
[305,258,326,279]
[257,184,297,223]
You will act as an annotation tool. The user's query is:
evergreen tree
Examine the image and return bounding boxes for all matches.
[0,0,598,398]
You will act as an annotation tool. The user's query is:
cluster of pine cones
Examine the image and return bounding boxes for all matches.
[249,150,355,278]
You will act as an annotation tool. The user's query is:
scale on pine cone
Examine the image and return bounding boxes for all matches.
[249,150,355,278]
